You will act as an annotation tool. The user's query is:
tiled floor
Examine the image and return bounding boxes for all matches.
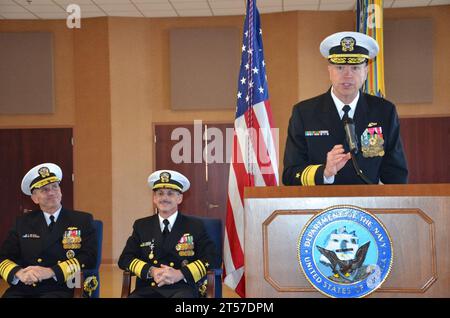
[0,264,240,298]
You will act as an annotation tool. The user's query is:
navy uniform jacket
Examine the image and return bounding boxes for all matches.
[0,208,97,295]
[283,89,408,185]
[118,213,219,295]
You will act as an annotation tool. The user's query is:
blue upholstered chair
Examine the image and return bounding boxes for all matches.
[192,216,223,298]
[74,219,103,298]
[121,216,223,298]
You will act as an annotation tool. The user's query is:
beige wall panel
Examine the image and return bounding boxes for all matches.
[147,16,240,124]
[385,6,450,117]
[0,20,75,127]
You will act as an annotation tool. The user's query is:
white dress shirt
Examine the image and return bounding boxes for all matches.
[324,88,360,184]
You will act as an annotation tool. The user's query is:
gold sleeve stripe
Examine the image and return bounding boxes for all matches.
[301,164,321,186]
[58,258,81,281]
[129,258,147,279]
[59,258,80,281]
[186,260,206,283]
[0,259,18,281]
[300,165,312,185]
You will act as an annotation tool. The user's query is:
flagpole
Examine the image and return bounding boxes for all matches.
[224,0,279,298]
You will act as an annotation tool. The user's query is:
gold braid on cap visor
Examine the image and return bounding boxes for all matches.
[328,53,369,64]
[30,176,60,191]
[152,183,182,192]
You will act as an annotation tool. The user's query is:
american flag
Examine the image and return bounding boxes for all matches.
[223,0,279,298]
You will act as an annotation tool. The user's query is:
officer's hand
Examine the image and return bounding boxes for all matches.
[156,265,184,287]
[26,266,55,281]
[151,266,165,284]
[324,144,351,178]
[16,268,39,285]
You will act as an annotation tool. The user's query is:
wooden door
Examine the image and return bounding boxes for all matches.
[0,128,73,244]
[204,123,232,227]
[400,117,450,183]
[154,123,232,229]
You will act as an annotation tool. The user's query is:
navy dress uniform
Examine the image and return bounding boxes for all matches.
[283,32,408,185]
[118,170,219,298]
[0,163,97,298]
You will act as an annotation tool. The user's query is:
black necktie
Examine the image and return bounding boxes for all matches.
[162,219,170,237]
[342,105,351,122]
[49,215,55,232]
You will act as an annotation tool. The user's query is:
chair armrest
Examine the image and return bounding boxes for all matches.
[121,270,132,298]
[206,268,223,298]
[73,269,100,298]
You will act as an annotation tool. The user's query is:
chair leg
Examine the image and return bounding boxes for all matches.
[121,270,132,298]
[206,270,216,298]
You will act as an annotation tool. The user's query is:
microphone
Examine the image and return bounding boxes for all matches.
[342,116,372,184]
[343,117,358,154]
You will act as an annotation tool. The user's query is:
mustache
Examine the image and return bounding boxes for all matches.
[158,200,172,204]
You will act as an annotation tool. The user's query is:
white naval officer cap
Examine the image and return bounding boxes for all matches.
[320,31,379,64]
[21,163,62,195]
[147,170,190,193]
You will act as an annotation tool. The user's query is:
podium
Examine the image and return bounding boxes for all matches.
[244,184,450,297]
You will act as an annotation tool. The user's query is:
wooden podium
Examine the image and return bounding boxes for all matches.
[244,184,450,297]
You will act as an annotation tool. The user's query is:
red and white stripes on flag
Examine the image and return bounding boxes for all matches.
[223,0,279,298]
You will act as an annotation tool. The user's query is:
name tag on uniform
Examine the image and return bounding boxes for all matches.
[305,130,329,136]
[140,241,153,247]
[22,234,40,239]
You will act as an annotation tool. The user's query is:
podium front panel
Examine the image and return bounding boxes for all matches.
[244,185,450,298]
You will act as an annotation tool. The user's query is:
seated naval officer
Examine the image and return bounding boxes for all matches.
[0,163,97,298]
[118,170,219,298]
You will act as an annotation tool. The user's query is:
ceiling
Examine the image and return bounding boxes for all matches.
[0,0,449,20]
